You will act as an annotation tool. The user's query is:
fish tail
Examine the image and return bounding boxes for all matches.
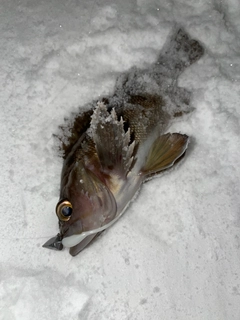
[155,27,204,77]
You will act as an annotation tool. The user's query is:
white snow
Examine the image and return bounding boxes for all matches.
[1,0,240,319]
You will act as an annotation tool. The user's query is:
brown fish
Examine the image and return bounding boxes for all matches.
[43,28,204,256]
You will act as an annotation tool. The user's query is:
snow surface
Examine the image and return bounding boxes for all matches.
[1,0,240,319]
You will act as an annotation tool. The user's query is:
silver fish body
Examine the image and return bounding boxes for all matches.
[43,28,204,256]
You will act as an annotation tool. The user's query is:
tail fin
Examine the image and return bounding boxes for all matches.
[155,28,204,76]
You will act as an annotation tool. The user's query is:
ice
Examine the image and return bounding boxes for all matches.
[1,0,240,319]
[0,268,88,320]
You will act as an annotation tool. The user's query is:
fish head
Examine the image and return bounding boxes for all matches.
[44,161,117,256]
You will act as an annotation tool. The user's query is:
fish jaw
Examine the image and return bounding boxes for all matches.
[42,233,63,251]
[69,233,101,256]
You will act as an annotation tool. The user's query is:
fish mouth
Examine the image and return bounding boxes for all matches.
[62,230,98,247]
[42,218,118,252]
[69,233,101,256]
[42,233,63,251]
[43,205,128,253]
[42,232,100,256]
[62,214,122,248]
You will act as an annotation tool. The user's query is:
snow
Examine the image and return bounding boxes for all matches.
[1,0,240,319]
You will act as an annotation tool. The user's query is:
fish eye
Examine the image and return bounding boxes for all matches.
[56,200,73,221]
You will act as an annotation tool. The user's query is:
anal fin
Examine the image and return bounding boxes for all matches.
[141,133,189,176]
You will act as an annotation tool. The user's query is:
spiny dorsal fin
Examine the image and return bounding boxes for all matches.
[141,133,189,176]
[89,102,136,177]
[57,108,93,159]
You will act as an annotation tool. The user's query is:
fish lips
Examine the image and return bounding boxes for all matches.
[42,233,63,251]
[42,232,99,256]
[42,218,82,251]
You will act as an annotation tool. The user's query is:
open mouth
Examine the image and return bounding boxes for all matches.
[42,219,115,251]
[43,201,130,252]
[42,233,63,251]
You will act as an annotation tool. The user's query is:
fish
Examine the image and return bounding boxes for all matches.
[43,28,204,256]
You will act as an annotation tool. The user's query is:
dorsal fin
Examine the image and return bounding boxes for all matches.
[89,102,136,177]
[57,107,93,159]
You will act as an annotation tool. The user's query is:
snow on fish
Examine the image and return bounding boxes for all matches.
[43,28,204,256]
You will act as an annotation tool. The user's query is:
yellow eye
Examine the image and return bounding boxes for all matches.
[56,200,73,221]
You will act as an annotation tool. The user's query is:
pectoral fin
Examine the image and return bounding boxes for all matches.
[141,133,189,176]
